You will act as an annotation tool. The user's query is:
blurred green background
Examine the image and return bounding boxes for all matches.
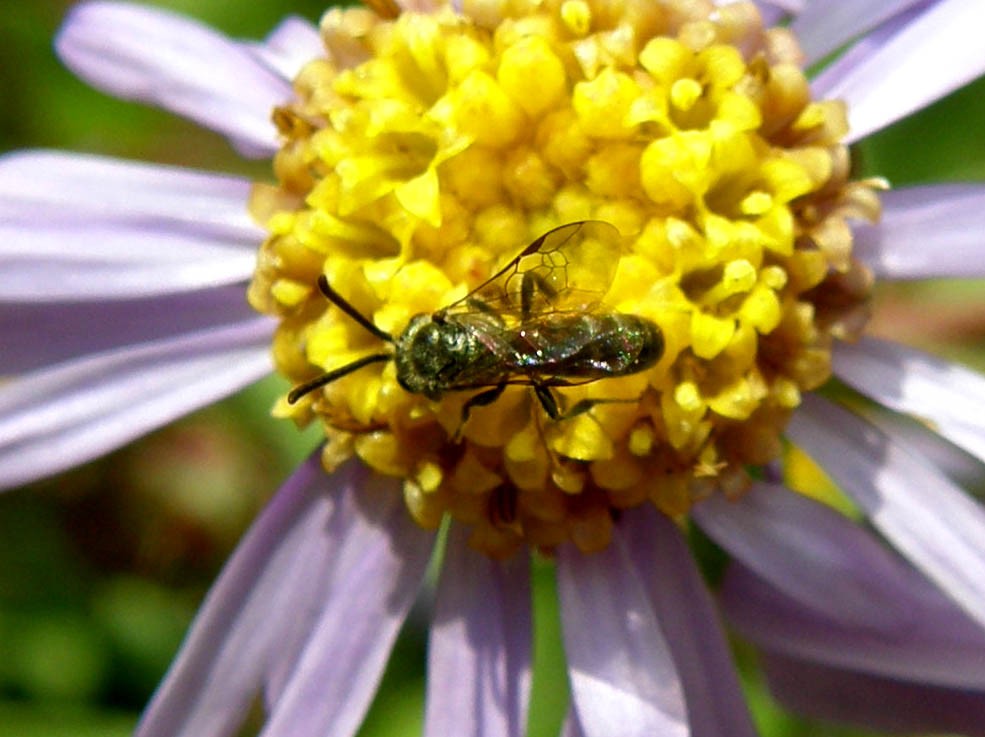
[1,2,984,736]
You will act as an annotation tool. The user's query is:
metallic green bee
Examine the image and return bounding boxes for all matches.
[288,221,664,424]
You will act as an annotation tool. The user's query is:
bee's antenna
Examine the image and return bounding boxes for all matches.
[287,353,392,404]
[317,275,395,343]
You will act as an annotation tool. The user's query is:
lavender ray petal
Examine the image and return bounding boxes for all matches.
[247,16,323,81]
[721,556,985,689]
[761,651,985,736]
[0,151,259,236]
[622,506,757,737]
[0,224,257,300]
[792,0,929,65]
[259,473,435,737]
[557,536,688,737]
[695,482,919,624]
[812,0,985,143]
[0,153,261,300]
[0,317,274,490]
[833,336,985,462]
[423,522,531,737]
[853,184,985,279]
[56,2,291,155]
[787,394,985,629]
[560,708,586,737]
[137,454,345,737]
[2,286,258,373]
[757,6,788,25]
[859,406,985,498]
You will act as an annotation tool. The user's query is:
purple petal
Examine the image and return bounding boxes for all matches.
[0,151,258,234]
[137,454,341,737]
[761,652,985,736]
[861,406,985,495]
[56,2,291,155]
[0,221,257,300]
[722,558,985,689]
[424,522,531,737]
[258,471,434,737]
[138,458,434,737]
[833,337,985,462]
[787,394,985,629]
[560,709,586,737]
[622,506,757,737]
[755,6,787,25]
[0,153,261,299]
[792,0,929,65]
[701,483,985,687]
[557,536,688,737]
[852,184,985,279]
[812,0,985,143]
[248,16,323,81]
[696,482,915,623]
[0,317,274,490]
[2,286,258,373]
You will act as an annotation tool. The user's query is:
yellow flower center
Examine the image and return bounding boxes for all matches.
[248,0,883,558]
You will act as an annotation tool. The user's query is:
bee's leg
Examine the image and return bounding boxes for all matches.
[556,396,638,420]
[520,272,557,318]
[533,383,562,420]
[489,484,518,527]
[453,383,508,441]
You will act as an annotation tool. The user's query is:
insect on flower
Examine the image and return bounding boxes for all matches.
[288,221,665,427]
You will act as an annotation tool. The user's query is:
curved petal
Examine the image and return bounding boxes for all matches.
[248,16,323,81]
[787,394,985,630]
[0,151,261,299]
[812,0,985,143]
[258,473,434,737]
[56,2,290,155]
[622,506,757,737]
[137,454,342,737]
[557,536,688,737]
[0,150,258,234]
[860,406,985,499]
[2,286,259,373]
[852,184,985,279]
[424,522,531,737]
[700,483,985,687]
[760,652,985,736]
[721,557,985,689]
[560,708,586,737]
[696,482,916,624]
[833,337,985,462]
[792,0,928,65]
[0,222,257,300]
[0,317,274,490]
[137,459,435,737]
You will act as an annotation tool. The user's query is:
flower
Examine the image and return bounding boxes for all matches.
[3,0,985,735]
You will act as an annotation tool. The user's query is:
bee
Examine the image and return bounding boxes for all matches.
[288,221,664,426]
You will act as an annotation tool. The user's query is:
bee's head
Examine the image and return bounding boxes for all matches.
[395,314,469,400]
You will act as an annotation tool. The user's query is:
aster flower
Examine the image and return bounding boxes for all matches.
[3,0,985,735]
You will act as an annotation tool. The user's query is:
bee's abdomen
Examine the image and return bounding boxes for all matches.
[512,313,663,378]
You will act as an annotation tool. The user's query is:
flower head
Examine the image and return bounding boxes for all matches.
[249,0,882,558]
[4,1,985,736]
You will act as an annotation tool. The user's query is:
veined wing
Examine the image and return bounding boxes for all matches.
[442,221,624,325]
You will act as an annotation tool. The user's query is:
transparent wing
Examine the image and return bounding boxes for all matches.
[445,221,624,324]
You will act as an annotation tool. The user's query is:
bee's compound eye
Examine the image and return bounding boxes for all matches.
[394,316,446,397]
